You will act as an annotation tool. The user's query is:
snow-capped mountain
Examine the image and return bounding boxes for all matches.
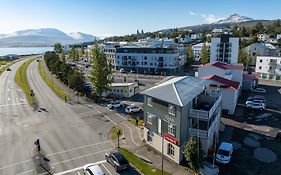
[212,14,254,24]
[0,28,96,47]
[67,32,97,42]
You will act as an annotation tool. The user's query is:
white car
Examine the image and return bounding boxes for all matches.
[216,142,233,164]
[247,95,265,103]
[107,101,122,109]
[83,164,105,175]
[125,105,143,114]
[252,88,266,93]
[246,101,265,110]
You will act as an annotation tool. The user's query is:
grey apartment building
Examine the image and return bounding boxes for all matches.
[142,76,222,164]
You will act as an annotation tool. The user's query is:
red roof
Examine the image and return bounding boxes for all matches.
[202,61,244,70]
[243,74,259,80]
[202,75,240,89]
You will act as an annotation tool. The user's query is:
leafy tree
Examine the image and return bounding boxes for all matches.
[90,44,112,100]
[238,47,245,64]
[60,50,66,63]
[75,49,80,61]
[68,71,85,92]
[200,43,209,65]
[185,44,193,67]
[255,22,264,34]
[54,43,63,53]
[79,47,85,58]
[183,137,204,172]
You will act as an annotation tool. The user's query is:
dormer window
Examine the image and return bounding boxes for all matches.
[168,104,175,116]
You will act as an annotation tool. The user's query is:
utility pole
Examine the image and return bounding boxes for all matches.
[117,129,121,148]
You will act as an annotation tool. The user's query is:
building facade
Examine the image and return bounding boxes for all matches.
[255,56,281,81]
[192,42,211,62]
[210,35,239,65]
[102,82,138,98]
[115,46,186,75]
[142,76,222,164]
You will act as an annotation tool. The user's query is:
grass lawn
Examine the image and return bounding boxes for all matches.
[127,117,144,128]
[15,58,36,105]
[111,125,123,140]
[38,60,69,100]
[117,147,171,175]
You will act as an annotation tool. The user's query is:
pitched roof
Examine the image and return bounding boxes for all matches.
[142,76,209,106]
[202,61,244,70]
[202,75,240,89]
[243,74,259,80]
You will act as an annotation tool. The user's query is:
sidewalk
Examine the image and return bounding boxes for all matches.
[112,121,191,175]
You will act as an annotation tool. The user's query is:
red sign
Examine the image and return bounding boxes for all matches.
[163,133,178,146]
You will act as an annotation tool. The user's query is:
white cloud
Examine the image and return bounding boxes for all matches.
[188,10,222,24]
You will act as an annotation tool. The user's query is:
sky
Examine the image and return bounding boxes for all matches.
[0,0,280,38]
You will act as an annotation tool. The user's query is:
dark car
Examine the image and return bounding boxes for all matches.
[6,67,11,71]
[275,131,281,142]
[105,152,129,171]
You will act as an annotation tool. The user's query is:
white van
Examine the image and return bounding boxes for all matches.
[83,164,105,175]
[216,142,233,164]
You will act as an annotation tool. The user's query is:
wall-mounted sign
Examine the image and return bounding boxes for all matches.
[163,133,178,146]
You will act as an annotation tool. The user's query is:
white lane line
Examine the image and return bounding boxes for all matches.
[0,102,28,107]
[16,169,34,175]
[0,141,111,171]
[94,108,118,126]
[7,88,10,91]
[101,163,113,175]
[50,149,111,166]
[54,160,107,175]
[122,123,140,147]
[77,172,81,175]
[47,140,111,156]
[115,113,127,120]
[7,98,11,101]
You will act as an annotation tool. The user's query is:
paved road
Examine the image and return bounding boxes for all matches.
[0,58,128,175]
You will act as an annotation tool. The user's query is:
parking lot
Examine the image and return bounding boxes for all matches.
[56,161,140,175]
[217,81,281,175]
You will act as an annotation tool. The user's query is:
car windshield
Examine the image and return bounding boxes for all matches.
[218,149,230,156]
[115,153,128,165]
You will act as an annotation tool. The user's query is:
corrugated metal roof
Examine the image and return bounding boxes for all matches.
[142,76,208,106]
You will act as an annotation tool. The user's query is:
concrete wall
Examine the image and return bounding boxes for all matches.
[220,88,237,114]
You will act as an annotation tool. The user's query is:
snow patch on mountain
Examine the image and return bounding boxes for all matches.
[212,14,254,24]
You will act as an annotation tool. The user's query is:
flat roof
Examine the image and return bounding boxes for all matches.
[110,82,135,87]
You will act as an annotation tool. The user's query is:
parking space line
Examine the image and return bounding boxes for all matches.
[16,169,34,175]
[101,163,112,175]
[77,172,81,175]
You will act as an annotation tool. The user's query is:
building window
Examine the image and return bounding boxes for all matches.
[167,143,175,156]
[147,131,152,142]
[168,123,176,136]
[147,97,152,106]
[168,104,175,116]
[259,66,262,70]
[147,113,153,125]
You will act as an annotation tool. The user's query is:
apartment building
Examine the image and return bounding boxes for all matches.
[115,46,186,75]
[210,35,239,65]
[192,42,211,62]
[244,43,279,65]
[257,34,270,42]
[101,42,120,69]
[255,56,281,81]
[142,76,222,164]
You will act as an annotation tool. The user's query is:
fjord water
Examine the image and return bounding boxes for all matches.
[0,47,53,56]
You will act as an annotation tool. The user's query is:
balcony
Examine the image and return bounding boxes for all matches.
[189,93,222,119]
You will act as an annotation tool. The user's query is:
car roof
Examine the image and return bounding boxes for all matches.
[219,142,233,150]
[87,165,105,175]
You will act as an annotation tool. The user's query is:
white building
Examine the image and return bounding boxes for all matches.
[255,56,281,81]
[192,42,211,62]
[257,34,270,42]
[244,43,279,65]
[210,35,239,65]
[191,34,201,40]
[198,61,244,114]
[103,82,138,98]
[115,45,186,74]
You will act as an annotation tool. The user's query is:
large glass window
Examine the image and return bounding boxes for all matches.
[147,113,153,125]
[190,118,208,131]
[168,123,176,136]
[147,97,152,107]
[167,143,175,156]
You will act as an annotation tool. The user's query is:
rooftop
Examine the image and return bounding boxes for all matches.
[202,75,240,89]
[111,82,135,87]
[142,76,209,106]
[202,61,244,70]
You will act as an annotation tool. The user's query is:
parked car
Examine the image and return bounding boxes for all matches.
[216,142,233,164]
[106,101,122,109]
[119,68,125,73]
[247,95,265,103]
[125,105,143,114]
[246,101,265,110]
[252,87,266,93]
[105,152,129,171]
[6,67,11,71]
[275,131,281,142]
[83,164,105,175]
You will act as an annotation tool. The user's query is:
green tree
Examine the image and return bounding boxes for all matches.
[238,47,245,64]
[90,44,112,100]
[200,43,209,65]
[54,43,63,53]
[68,71,85,92]
[255,22,264,34]
[79,47,85,58]
[183,137,204,172]
[75,49,80,61]
[60,50,66,63]
[185,44,193,67]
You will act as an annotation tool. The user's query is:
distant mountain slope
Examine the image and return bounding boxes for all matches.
[212,14,254,24]
[67,32,97,43]
[0,28,96,47]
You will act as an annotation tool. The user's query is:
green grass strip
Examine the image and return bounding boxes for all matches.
[38,60,69,100]
[117,147,171,175]
[15,58,36,105]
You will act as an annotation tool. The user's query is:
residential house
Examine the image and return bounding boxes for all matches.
[255,56,281,81]
[192,42,211,62]
[257,34,270,42]
[143,76,222,164]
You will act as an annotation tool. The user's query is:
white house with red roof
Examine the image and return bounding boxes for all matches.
[198,61,244,114]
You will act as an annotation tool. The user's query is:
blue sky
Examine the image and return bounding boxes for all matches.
[0,0,280,38]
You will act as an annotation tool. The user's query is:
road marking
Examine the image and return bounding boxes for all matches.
[47,140,111,156]
[115,113,127,120]
[94,108,118,125]
[101,163,112,175]
[0,102,28,107]
[54,160,107,175]
[77,172,81,175]
[7,98,11,101]
[122,123,141,147]
[7,88,10,91]
[51,149,111,166]
[0,159,32,170]
[16,169,34,175]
